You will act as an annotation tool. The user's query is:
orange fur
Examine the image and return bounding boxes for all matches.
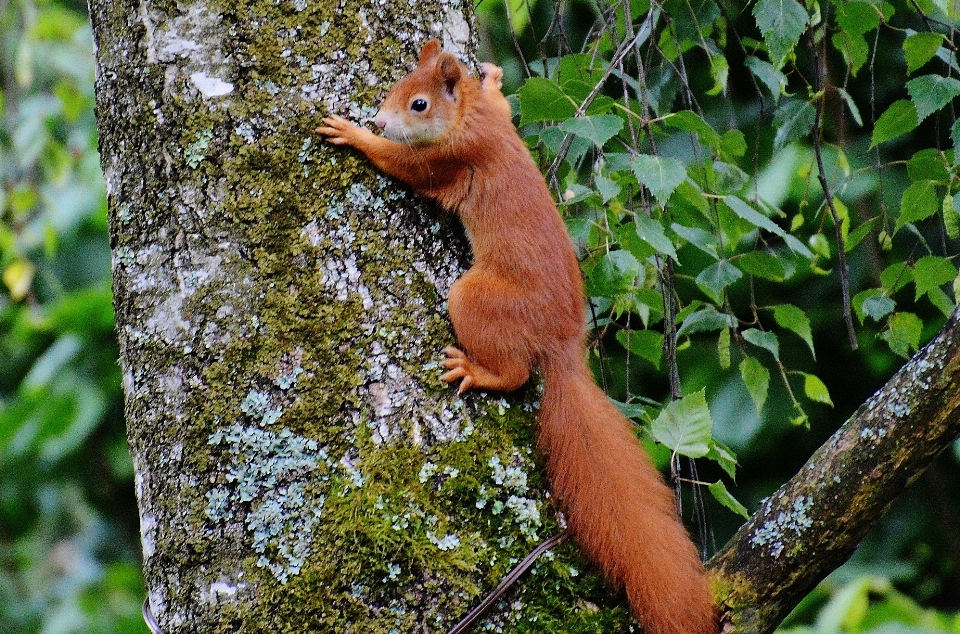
[317,40,717,634]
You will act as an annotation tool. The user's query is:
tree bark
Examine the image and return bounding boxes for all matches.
[710,309,960,633]
[88,1,599,631]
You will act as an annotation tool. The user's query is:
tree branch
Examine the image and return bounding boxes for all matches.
[710,309,960,632]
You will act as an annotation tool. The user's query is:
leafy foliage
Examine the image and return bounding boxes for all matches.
[0,1,145,632]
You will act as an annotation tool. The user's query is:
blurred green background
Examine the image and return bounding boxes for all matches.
[0,0,956,632]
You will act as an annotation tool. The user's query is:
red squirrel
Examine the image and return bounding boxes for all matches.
[317,40,717,634]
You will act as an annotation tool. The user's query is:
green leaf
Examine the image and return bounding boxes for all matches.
[708,480,749,518]
[595,174,621,203]
[696,260,743,302]
[737,250,786,281]
[862,295,895,322]
[913,255,957,300]
[836,1,880,35]
[634,214,678,261]
[616,329,664,368]
[871,100,919,148]
[799,372,834,407]
[672,223,719,258]
[773,99,816,149]
[742,328,781,362]
[650,389,714,458]
[896,180,938,233]
[664,111,722,149]
[707,439,739,479]
[880,312,923,358]
[773,304,815,358]
[517,77,576,124]
[753,0,810,69]
[903,32,945,74]
[906,148,948,182]
[720,130,748,158]
[587,250,642,296]
[631,155,687,204]
[559,114,624,148]
[740,356,770,415]
[724,195,813,257]
[677,306,736,337]
[906,74,960,122]
[745,55,787,102]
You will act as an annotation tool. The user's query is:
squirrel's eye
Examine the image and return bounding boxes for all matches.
[411,99,428,112]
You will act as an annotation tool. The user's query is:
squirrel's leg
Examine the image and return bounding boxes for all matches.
[440,270,533,394]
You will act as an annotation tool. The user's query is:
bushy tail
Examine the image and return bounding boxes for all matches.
[539,347,717,634]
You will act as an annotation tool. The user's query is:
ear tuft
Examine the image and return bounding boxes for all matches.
[436,53,463,97]
[418,40,442,67]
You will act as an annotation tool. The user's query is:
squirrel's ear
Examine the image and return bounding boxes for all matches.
[435,53,463,98]
[418,40,442,66]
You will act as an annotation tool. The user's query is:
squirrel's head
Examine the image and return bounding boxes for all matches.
[374,40,467,144]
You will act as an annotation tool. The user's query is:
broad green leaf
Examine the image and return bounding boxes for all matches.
[906,74,960,122]
[831,31,869,76]
[724,195,813,257]
[672,223,719,258]
[631,155,686,204]
[677,306,737,337]
[709,480,749,518]
[740,356,770,415]
[665,111,722,149]
[742,328,781,362]
[862,295,895,322]
[634,214,678,261]
[587,249,642,296]
[737,250,786,281]
[799,372,833,407]
[616,329,664,368]
[745,55,787,102]
[773,304,815,358]
[696,260,743,302]
[906,148,948,182]
[904,32,945,74]
[559,114,624,148]
[650,389,713,458]
[896,180,938,233]
[880,312,923,358]
[871,100,919,147]
[836,1,880,35]
[595,174,621,203]
[707,438,739,479]
[721,130,747,158]
[517,77,576,124]
[881,262,914,293]
[753,0,810,69]
[773,99,816,149]
[913,255,957,300]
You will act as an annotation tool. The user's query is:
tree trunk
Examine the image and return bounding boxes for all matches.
[87,1,594,631]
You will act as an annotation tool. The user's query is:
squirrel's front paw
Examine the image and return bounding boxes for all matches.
[441,346,476,394]
[316,115,366,146]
